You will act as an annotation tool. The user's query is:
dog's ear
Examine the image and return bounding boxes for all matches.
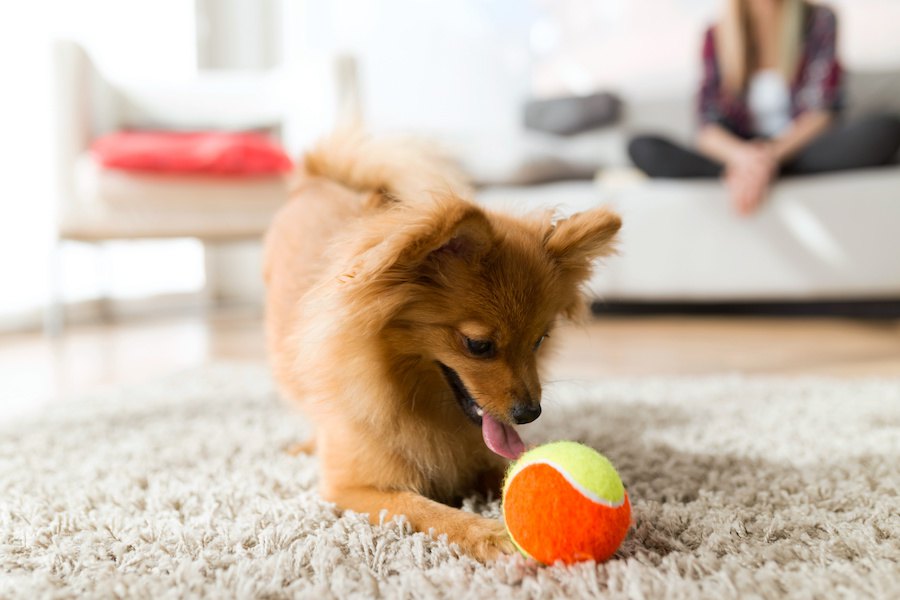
[544,206,621,279]
[343,198,493,283]
[397,201,494,267]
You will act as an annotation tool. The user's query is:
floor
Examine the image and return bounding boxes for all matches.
[1,309,898,423]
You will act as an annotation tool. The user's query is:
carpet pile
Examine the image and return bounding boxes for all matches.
[1,364,897,598]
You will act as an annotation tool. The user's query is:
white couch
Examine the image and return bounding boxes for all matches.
[474,70,900,302]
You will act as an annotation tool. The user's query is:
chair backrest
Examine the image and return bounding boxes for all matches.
[54,39,289,137]
[114,70,287,134]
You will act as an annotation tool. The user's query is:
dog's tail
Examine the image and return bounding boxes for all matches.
[295,128,471,204]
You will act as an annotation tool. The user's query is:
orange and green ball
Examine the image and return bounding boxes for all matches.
[502,441,632,564]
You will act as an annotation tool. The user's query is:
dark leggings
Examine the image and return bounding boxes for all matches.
[628,114,900,178]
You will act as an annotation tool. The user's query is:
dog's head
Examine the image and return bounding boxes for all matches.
[339,195,620,459]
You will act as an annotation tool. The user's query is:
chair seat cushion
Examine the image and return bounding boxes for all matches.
[61,155,288,241]
[91,131,293,176]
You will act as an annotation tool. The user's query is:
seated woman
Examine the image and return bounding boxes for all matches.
[628,0,900,215]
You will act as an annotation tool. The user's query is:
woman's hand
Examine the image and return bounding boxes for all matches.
[724,142,778,216]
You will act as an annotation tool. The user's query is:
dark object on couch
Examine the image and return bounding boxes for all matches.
[524,92,622,136]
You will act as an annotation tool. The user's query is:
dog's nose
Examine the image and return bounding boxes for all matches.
[511,402,541,424]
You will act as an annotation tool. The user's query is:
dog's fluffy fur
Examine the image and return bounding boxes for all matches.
[264,131,621,561]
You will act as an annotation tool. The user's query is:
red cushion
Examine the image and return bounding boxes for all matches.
[91,131,293,176]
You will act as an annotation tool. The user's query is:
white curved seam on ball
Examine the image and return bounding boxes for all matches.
[506,459,625,508]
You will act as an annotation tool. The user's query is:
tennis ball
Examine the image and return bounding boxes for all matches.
[502,441,631,564]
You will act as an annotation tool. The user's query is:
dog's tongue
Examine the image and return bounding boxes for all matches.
[481,412,526,460]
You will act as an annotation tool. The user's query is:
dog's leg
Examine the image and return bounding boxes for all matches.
[474,465,507,499]
[328,486,514,562]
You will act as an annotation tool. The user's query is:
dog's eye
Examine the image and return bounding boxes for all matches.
[465,337,495,358]
[533,334,547,352]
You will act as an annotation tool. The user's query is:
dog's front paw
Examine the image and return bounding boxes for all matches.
[458,517,516,562]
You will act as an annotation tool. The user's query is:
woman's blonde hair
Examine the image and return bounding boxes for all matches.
[716,0,806,94]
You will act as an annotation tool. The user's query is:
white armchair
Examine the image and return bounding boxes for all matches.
[48,40,355,332]
[53,39,291,244]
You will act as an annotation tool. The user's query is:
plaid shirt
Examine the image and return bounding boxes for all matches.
[698,4,843,138]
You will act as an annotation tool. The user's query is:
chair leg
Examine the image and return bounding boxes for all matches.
[203,242,221,314]
[43,238,64,337]
[96,241,114,323]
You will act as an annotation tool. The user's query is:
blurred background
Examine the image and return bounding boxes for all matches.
[1,0,898,418]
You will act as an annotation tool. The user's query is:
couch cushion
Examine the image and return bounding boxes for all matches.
[617,69,900,147]
[442,129,628,186]
[844,70,900,122]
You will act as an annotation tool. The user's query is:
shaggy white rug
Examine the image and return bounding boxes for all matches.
[1,364,898,599]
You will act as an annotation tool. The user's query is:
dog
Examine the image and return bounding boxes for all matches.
[263,131,621,561]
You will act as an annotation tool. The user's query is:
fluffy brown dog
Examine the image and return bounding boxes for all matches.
[264,131,621,561]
